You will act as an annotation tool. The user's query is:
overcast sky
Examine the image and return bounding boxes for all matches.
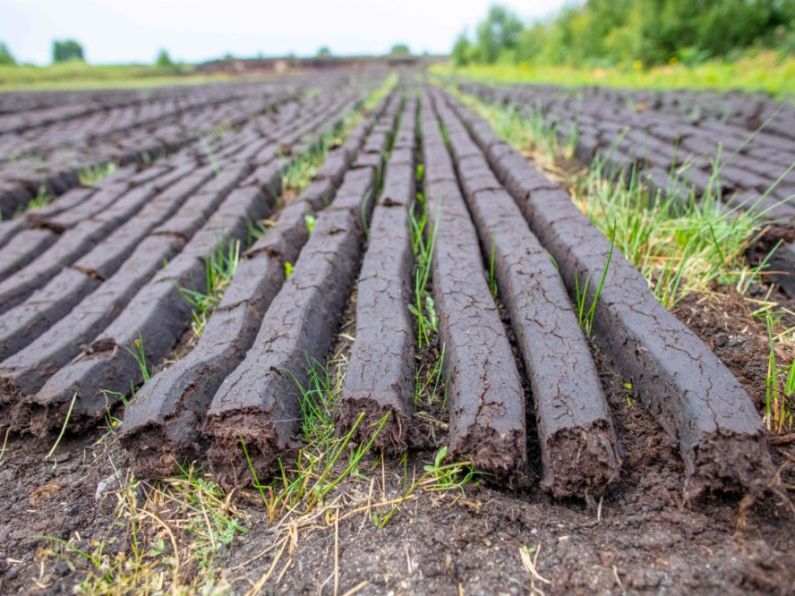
[0,0,566,65]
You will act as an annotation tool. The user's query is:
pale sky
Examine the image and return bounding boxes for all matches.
[0,0,565,65]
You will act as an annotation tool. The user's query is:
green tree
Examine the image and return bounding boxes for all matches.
[462,0,795,68]
[52,39,84,63]
[390,43,410,56]
[155,48,176,69]
[0,42,15,65]
[451,33,472,66]
[316,46,332,58]
[475,5,523,63]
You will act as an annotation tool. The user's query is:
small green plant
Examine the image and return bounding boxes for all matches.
[573,227,615,338]
[488,236,498,297]
[199,136,222,174]
[408,192,440,347]
[422,446,477,493]
[24,185,53,212]
[284,261,294,278]
[764,312,794,433]
[246,220,269,244]
[304,214,316,233]
[78,162,117,186]
[177,239,241,337]
[124,336,152,383]
[413,344,447,408]
[372,444,479,529]
[45,392,79,459]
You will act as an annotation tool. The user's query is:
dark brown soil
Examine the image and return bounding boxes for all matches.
[1,287,793,594]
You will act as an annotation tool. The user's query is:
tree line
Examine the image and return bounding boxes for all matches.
[452,1,795,68]
[0,39,179,68]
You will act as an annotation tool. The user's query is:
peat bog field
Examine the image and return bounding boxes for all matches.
[0,69,793,594]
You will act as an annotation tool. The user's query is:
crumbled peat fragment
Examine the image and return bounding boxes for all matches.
[448,94,773,497]
[419,91,528,486]
[432,90,621,498]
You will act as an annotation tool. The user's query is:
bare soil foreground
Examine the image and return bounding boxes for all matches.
[0,70,794,594]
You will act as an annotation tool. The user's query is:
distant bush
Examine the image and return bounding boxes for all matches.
[456,1,795,68]
[52,39,85,63]
[390,43,411,56]
[155,49,176,69]
[316,46,332,58]
[0,42,15,66]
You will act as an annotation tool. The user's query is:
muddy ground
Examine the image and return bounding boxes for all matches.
[0,283,793,595]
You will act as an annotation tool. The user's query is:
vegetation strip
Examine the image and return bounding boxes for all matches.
[447,92,772,497]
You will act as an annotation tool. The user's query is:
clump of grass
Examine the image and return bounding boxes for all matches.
[488,236,498,297]
[421,446,476,492]
[246,220,269,244]
[124,336,152,383]
[177,239,241,337]
[574,158,766,309]
[78,162,117,186]
[457,94,574,169]
[573,226,615,337]
[199,135,223,176]
[412,344,447,409]
[281,139,334,193]
[408,189,439,347]
[38,464,245,592]
[244,356,388,522]
[23,184,53,212]
[764,312,795,433]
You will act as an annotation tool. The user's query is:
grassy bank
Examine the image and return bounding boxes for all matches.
[0,62,237,91]
[433,51,795,98]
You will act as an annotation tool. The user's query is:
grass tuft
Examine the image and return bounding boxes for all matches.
[79,162,117,186]
[408,191,440,347]
[765,312,795,433]
[38,464,245,592]
[246,356,389,522]
[177,239,241,337]
[573,226,615,337]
